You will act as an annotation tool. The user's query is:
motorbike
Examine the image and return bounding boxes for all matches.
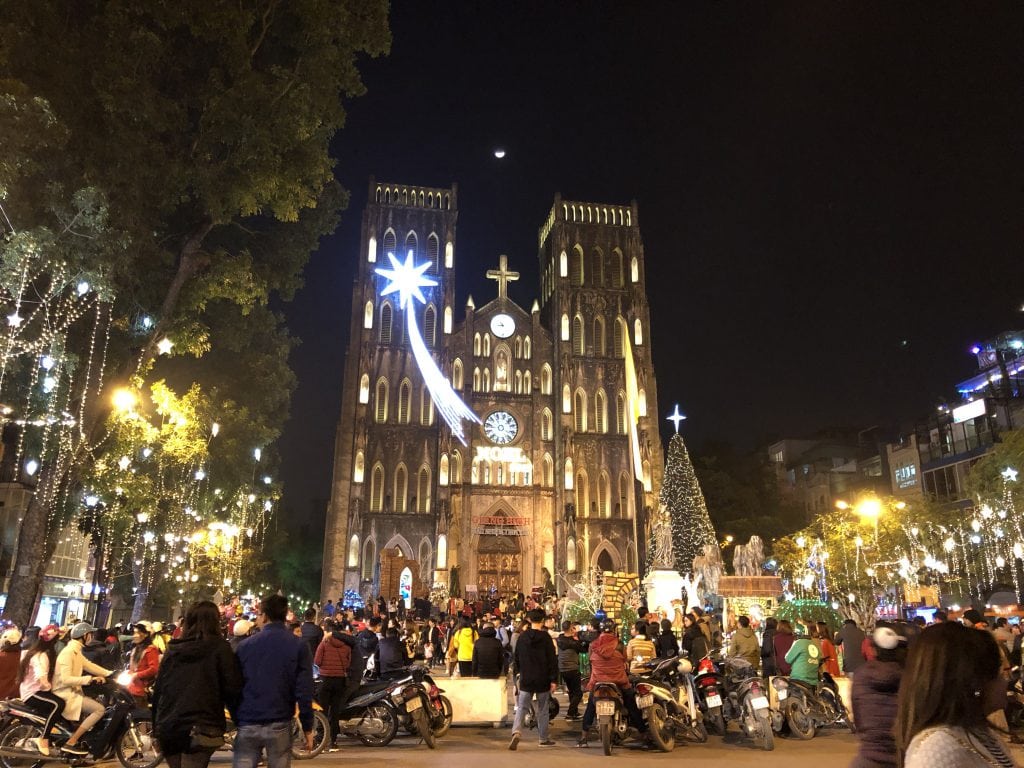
[0,675,160,768]
[771,667,853,739]
[513,675,559,730]
[1007,666,1024,735]
[385,665,451,748]
[224,703,331,759]
[633,656,708,751]
[591,682,630,756]
[720,657,773,751]
[692,653,727,736]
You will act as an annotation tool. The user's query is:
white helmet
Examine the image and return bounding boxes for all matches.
[676,658,693,675]
[233,619,253,637]
[1,628,22,647]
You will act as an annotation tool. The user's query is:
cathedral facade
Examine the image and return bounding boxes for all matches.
[321,179,665,603]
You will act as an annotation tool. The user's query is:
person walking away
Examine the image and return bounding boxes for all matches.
[815,622,840,678]
[17,625,64,756]
[557,622,586,720]
[509,609,558,749]
[233,595,314,768]
[836,618,866,678]
[53,622,113,755]
[451,618,478,678]
[299,609,323,659]
[760,617,778,676]
[896,622,1018,767]
[152,601,243,768]
[0,627,23,699]
[126,622,160,708]
[313,620,350,751]
[471,623,504,678]
[655,619,679,659]
[728,615,761,671]
[322,600,336,620]
[773,620,796,676]
[850,625,907,768]
[784,629,821,687]
[626,620,656,673]
[577,619,647,748]
[377,627,409,677]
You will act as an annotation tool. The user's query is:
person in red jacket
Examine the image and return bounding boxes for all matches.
[576,620,646,748]
[314,620,352,750]
[773,620,796,676]
[127,623,160,707]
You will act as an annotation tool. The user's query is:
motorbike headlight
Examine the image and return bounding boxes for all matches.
[116,671,133,687]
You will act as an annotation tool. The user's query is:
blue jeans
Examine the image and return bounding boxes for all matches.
[511,689,551,740]
[232,721,292,768]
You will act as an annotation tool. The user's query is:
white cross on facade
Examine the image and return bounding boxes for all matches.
[486,255,520,299]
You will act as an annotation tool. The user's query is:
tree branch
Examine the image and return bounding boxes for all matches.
[250,0,281,61]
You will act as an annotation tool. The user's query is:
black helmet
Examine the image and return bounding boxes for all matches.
[599,619,617,634]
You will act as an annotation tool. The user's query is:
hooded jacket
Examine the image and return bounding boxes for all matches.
[728,626,760,670]
[151,636,242,752]
[513,627,558,692]
[556,633,586,672]
[682,623,709,662]
[314,634,351,678]
[471,625,504,678]
[850,660,902,767]
[586,632,630,691]
[128,641,160,697]
[235,622,314,732]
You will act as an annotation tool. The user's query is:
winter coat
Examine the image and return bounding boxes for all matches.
[586,632,631,691]
[626,634,657,671]
[728,627,761,670]
[655,632,679,659]
[83,640,122,673]
[235,622,314,732]
[785,638,821,686]
[451,626,478,663]
[819,638,840,677]
[377,637,409,674]
[53,639,112,721]
[300,621,323,659]
[773,631,796,676]
[151,636,242,755]
[682,624,709,661]
[850,660,902,767]
[347,629,379,682]
[836,623,867,674]
[471,626,504,678]
[0,647,21,699]
[557,633,586,672]
[513,627,558,692]
[314,635,351,678]
[128,642,160,697]
[760,628,778,676]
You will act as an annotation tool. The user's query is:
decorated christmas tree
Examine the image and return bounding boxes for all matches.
[658,433,718,578]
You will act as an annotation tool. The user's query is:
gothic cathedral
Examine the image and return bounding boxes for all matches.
[321,179,665,604]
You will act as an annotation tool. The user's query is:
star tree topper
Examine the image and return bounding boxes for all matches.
[666,403,687,434]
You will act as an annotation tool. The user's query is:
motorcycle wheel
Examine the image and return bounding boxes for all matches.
[431,696,453,738]
[358,704,399,747]
[707,706,726,736]
[690,717,709,743]
[787,700,816,740]
[523,704,536,730]
[114,718,162,768]
[755,710,774,751]
[291,710,330,759]
[414,709,436,749]
[600,721,613,756]
[0,723,45,768]
[646,704,675,752]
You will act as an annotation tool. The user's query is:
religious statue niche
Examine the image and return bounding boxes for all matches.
[494,346,510,391]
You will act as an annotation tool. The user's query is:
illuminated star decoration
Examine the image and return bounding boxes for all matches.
[156,337,174,355]
[6,311,23,328]
[375,251,480,444]
[666,403,687,434]
[1004,467,1019,483]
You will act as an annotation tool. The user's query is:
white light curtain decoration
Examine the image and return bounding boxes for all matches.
[376,251,479,444]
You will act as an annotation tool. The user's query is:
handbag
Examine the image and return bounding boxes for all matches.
[188,724,225,751]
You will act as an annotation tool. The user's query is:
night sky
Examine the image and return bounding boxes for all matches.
[277,2,1022,526]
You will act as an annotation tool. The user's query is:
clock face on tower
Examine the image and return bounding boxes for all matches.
[490,313,515,338]
[484,410,518,444]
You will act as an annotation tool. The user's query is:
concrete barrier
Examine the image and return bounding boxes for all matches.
[439,676,509,726]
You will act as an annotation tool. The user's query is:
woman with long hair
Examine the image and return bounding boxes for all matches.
[895,621,1017,767]
[127,623,160,708]
[656,618,679,658]
[18,625,65,756]
[773,620,796,676]
[151,601,243,768]
[816,622,841,678]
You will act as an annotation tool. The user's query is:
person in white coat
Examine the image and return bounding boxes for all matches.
[53,623,112,755]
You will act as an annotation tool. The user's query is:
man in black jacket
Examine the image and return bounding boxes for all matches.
[299,609,323,658]
[557,622,587,720]
[349,618,380,682]
[508,609,558,750]
[471,625,504,678]
[377,628,408,676]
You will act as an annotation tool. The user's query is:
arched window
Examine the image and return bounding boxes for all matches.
[436,535,448,569]
[599,471,611,517]
[348,535,359,567]
[613,248,624,288]
[382,229,396,258]
[405,230,417,258]
[418,539,431,579]
[543,454,554,487]
[631,255,640,283]
[639,388,648,417]
[564,458,574,489]
[617,391,628,434]
[473,333,481,356]
[451,451,462,485]
[482,461,491,484]
[642,459,652,492]
[353,450,365,483]
[614,316,626,357]
[482,367,491,392]
[398,380,412,424]
[363,300,373,329]
[370,465,384,512]
[394,464,408,512]
[542,408,553,440]
[595,389,607,433]
[560,313,570,341]
[541,364,552,394]
[559,250,568,277]
[420,386,434,426]
[367,235,377,263]
[594,316,606,356]
[562,384,571,413]
[444,306,452,334]
[573,314,585,355]
[359,374,370,404]
[473,366,481,391]
[417,466,431,513]
[524,336,532,359]
[523,370,531,394]
[445,241,454,268]
[375,378,389,423]
[576,470,589,516]
[572,245,584,286]
[515,336,522,358]
[452,358,463,390]
[424,305,436,347]
[361,539,375,580]
[483,333,491,356]
[620,472,632,518]
[471,455,481,484]
[514,370,522,394]
[439,454,450,486]
[574,389,587,432]
[379,303,393,344]
[593,248,604,287]
[427,233,440,273]
[567,537,577,572]
[634,317,643,345]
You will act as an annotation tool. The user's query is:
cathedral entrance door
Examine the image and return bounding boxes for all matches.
[477,535,521,597]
